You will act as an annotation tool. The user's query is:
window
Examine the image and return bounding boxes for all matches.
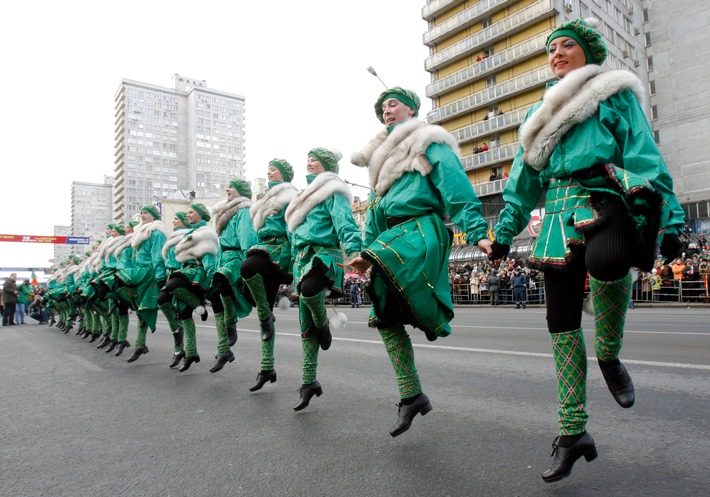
[649,80,656,96]
[642,8,649,23]
[645,33,651,47]
[653,130,660,144]
[651,105,658,120]
[647,56,654,72]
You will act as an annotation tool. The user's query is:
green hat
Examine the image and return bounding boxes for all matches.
[546,18,607,66]
[308,147,342,174]
[268,159,294,183]
[374,87,421,124]
[175,211,191,229]
[128,220,140,229]
[141,204,161,220]
[113,224,126,235]
[190,202,211,222]
[228,177,252,198]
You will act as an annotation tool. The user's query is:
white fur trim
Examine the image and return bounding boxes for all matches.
[162,228,189,260]
[284,172,353,232]
[250,183,298,231]
[211,196,253,235]
[132,220,169,250]
[351,119,459,195]
[175,225,219,263]
[519,66,646,170]
[112,234,134,259]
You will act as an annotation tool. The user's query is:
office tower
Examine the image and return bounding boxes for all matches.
[71,175,113,248]
[113,74,245,222]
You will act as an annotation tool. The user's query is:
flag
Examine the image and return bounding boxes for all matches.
[31,270,37,287]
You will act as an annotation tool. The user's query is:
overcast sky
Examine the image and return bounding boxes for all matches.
[0,0,433,275]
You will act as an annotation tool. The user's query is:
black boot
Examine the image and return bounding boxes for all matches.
[89,333,100,343]
[114,340,130,357]
[598,358,635,408]
[209,350,235,373]
[389,393,433,437]
[314,323,332,351]
[178,354,201,372]
[293,381,323,411]
[169,350,185,369]
[105,339,118,353]
[97,335,111,349]
[227,324,238,346]
[260,313,275,342]
[249,370,277,392]
[127,345,149,363]
[541,432,598,483]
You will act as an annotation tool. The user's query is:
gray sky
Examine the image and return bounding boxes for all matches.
[0,0,432,274]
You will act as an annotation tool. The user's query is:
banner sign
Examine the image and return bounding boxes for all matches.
[0,234,91,245]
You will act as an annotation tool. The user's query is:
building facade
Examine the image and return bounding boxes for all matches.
[113,74,246,222]
[52,225,74,265]
[421,0,700,236]
[71,175,113,248]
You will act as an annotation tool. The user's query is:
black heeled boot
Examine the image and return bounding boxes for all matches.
[389,393,433,437]
[96,335,110,349]
[314,323,332,351]
[260,313,275,342]
[169,350,185,368]
[127,345,149,363]
[178,354,201,372]
[227,324,238,346]
[209,350,235,373]
[293,381,323,411]
[89,332,100,343]
[542,432,598,483]
[105,339,118,353]
[249,370,277,392]
[599,358,635,408]
[114,340,130,357]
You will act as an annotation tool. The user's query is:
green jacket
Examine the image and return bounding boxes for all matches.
[495,84,684,245]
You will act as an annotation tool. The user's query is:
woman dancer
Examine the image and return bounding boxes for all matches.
[285,148,363,410]
[241,159,297,391]
[488,19,684,481]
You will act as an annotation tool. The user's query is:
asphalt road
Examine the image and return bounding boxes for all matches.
[1,305,708,497]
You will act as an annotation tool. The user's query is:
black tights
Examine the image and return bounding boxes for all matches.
[166,273,204,320]
[241,252,284,304]
[544,195,634,334]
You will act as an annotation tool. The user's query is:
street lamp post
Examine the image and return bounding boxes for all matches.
[367,66,388,89]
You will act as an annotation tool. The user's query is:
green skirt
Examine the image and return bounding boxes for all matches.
[363,213,454,337]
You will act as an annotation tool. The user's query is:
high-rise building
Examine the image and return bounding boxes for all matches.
[113,74,245,222]
[71,175,113,248]
[645,0,710,233]
[52,225,73,265]
[423,0,663,231]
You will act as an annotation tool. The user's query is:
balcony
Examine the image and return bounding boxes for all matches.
[425,0,554,72]
[422,0,466,21]
[450,106,528,144]
[473,177,508,198]
[461,142,518,171]
[426,33,547,98]
[424,0,515,46]
[428,66,553,124]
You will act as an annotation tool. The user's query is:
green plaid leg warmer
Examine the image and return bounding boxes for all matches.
[135,319,149,348]
[379,323,422,399]
[221,294,237,328]
[260,320,276,371]
[590,274,631,362]
[299,301,319,384]
[118,313,130,342]
[181,318,198,357]
[173,286,202,310]
[215,312,230,355]
[159,301,180,333]
[551,328,588,435]
[110,311,120,340]
[244,273,271,321]
[300,291,328,330]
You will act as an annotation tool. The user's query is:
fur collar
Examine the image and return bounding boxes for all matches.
[520,65,645,170]
[250,183,298,231]
[351,118,460,196]
[162,228,189,259]
[90,251,103,273]
[113,234,134,259]
[175,225,219,263]
[211,196,254,235]
[99,236,120,262]
[284,172,352,232]
[132,220,169,250]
